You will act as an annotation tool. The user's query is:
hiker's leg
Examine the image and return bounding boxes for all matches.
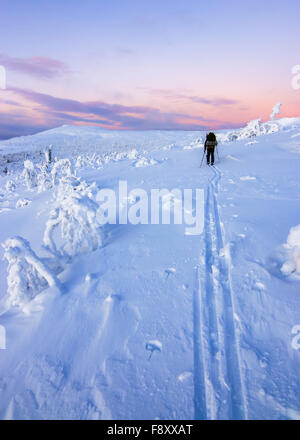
[211,150,215,165]
[207,151,210,164]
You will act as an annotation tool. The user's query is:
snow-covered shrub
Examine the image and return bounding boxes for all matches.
[221,118,283,142]
[44,194,101,259]
[44,177,102,260]
[133,157,158,167]
[259,121,280,135]
[51,158,73,186]
[36,163,52,192]
[220,103,286,143]
[16,198,31,209]
[270,102,282,121]
[22,160,38,189]
[242,118,262,137]
[280,225,300,278]
[5,180,16,192]
[75,155,88,168]
[45,145,52,164]
[127,149,139,160]
[2,236,61,307]
[53,175,98,202]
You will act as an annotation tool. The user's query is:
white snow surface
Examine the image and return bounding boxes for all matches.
[0,117,300,420]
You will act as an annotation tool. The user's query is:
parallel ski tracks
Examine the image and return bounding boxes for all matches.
[194,165,248,420]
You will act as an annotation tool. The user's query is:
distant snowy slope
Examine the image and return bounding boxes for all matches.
[0,124,204,157]
[1,117,299,160]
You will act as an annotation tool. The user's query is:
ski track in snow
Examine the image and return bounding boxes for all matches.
[194,165,248,420]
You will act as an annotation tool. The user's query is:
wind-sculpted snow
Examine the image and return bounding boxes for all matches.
[0,115,300,419]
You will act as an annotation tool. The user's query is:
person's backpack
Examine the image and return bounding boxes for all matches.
[206,132,216,142]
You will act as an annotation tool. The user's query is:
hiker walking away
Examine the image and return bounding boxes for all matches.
[204,132,218,165]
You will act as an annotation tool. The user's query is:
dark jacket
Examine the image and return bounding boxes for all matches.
[204,139,218,152]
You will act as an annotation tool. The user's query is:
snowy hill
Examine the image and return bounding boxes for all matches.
[0,117,300,420]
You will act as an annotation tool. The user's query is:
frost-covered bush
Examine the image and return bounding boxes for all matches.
[36,163,52,192]
[270,102,282,121]
[242,118,262,138]
[127,149,139,160]
[16,198,31,209]
[44,177,102,259]
[45,145,52,164]
[281,225,300,278]
[5,180,16,192]
[51,158,73,186]
[44,194,101,259]
[75,155,89,168]
[133,157,158,167]
[220,103,285,143]
[73,148,142,170]
[2,236,61,307]
[221,118,283,142]
[22,160,38,189]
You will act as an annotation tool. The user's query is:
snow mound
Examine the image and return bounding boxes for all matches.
[133,157,158,167]
[240,176,256,181]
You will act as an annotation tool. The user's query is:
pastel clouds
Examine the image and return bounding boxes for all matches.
[0,85,244,139]
[0,53,69,79]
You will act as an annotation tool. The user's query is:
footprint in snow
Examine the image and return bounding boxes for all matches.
[178,371,192,382]
[165,267,176,277]
[254,281,266,292]
[145,340,162,360]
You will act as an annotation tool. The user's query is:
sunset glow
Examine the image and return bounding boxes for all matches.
[0,0,299,139]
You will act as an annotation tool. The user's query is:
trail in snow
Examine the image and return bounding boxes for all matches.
[194,165,248,420]
[1,118,300,419]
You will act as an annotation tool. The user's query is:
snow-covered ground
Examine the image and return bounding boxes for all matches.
[0,117,300,420]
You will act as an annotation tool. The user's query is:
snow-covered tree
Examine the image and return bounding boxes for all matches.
[241,118,262,138]
[281,225,300,278]
[44,178,102,260]
[45,145,52,164]
[22,160,38,189]
[51,158,73,186]
[270,102,282,121]
[36,163,52,192]
[2,236,61,307]
[5,180,16,192]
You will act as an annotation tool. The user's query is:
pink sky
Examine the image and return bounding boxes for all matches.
[0,0,299,139]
